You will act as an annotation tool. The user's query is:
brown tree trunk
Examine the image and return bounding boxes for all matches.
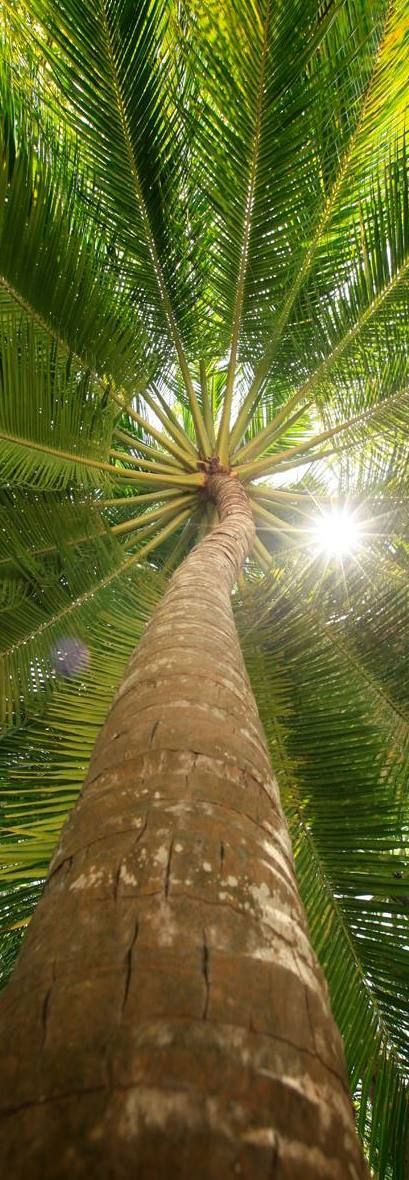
[0,474,368,1179]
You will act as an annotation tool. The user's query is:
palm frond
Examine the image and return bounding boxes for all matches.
[19,1,203,377]
[0,495,120,731]
[0,51,151,386]
[0,296,119,490]
[230,0,408,444]
[0,480,197,734]
[280,136,409,417]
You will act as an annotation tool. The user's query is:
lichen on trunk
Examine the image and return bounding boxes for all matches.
[0,474,368,1178]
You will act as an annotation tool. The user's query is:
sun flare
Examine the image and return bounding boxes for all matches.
[312,508,362,557]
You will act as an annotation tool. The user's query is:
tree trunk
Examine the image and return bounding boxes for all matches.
[0,474,368,1179]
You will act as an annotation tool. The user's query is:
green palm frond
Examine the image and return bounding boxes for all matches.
[281,137,409,412]
[306,543,409,746]
[184,0,386,364]
[20,0,203,364]
[229,0,408,444]
[0,499,118,731]
[0,54,151,387]
[0,487,196,732]
[0,297,118,490]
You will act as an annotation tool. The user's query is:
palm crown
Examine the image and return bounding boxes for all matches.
[1,1,409,1175]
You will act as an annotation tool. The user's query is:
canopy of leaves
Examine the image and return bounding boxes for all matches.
[1,2,409,1175]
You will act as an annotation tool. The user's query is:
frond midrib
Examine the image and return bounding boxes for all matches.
[218,0,271,459]
[98,0,201,429]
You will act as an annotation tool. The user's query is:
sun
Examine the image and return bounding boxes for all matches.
[312,507,362,558]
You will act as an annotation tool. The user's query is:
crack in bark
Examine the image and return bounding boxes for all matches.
[113,861,122,902]
[165,838,174,898]
[0,1020,349,1120]
[134,814,149,846]
[180,784,283,833]
[109,730,127,744]
[116,665,249,713]
[154,885,321,986]
[112,695,266,759]
[0,1084,108,1118]
[121,917,139,1016]
[113,815,149,901]
[168,794,291,870]
[41,987,52,1049]
[150,719,160,745]
[220,840,225,878]
[202,929,210,1019]
[46,855,73,889]
[270,1139,279,1176]
[303,985,350,1095]
[50,817,153,891]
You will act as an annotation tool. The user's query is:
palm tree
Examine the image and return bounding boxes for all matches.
[0,0,408,1175]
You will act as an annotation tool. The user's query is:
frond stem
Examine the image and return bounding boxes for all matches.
[102,489,183,507]
[122,505,192,550]
[253,535,273,572]
[199,361,216,450]
[110,494,196,537]
[217,0,271,464]
[149,384,198,457]
[111,392,198,467]
[233,401,312,465]
[230,386,309,458]
[109,448,180,476]
[113,428,179,466]
[253,501,304,534]
[99,1,205,444]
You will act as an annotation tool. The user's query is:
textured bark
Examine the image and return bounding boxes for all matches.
[0,475,368,1179]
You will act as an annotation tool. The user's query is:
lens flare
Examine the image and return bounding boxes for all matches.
[52,638,90,678]
[312,508,361,557]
